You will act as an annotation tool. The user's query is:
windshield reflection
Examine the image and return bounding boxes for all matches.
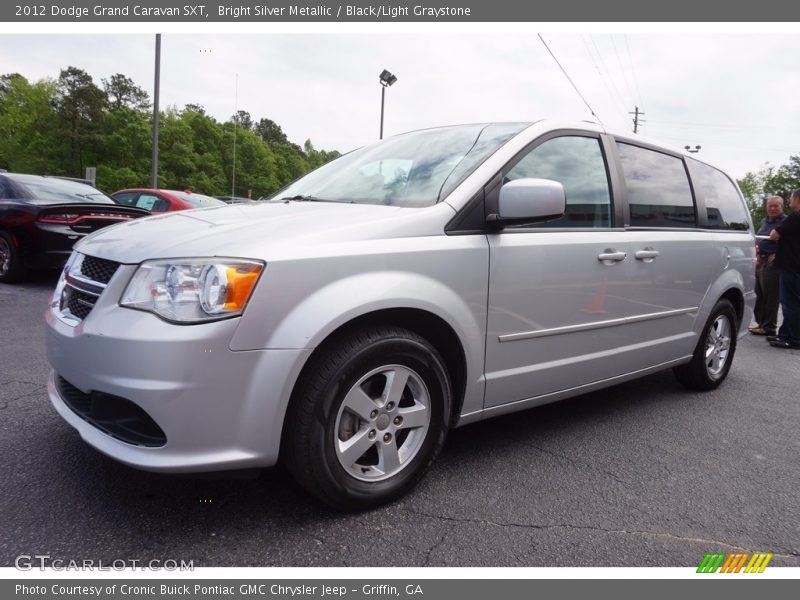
[271,123,529,208]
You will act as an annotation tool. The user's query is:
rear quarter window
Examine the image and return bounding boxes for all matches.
[688,159,750,231]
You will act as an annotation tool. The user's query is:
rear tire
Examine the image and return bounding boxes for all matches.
[673,299,738,390]
[0,231,27,283]
[283,326,451,510]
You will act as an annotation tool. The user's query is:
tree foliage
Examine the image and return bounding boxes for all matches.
[737,160,800,225]
[102,73,150,112]
[0,67,340,199]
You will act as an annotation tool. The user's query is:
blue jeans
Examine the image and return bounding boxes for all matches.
[778,270,800,344]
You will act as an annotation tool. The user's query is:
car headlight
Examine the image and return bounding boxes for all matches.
[120,258,264,323]
[50,251,80,310]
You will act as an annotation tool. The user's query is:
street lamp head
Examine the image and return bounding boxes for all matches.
[684,145,701,154]
[379,69,397,87]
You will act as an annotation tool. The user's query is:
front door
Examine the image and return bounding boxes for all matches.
[484,134,637,408]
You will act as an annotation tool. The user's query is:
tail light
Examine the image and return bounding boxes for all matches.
[38,213,81,224]
[38,211,136,224]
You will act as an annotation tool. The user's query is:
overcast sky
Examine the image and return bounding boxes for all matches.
[1,31,798,180]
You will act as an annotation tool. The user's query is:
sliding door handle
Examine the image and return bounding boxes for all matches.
[597,251,627,263]
[635,249,660,262]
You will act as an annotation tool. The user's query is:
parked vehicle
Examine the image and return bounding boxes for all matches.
[111,189,226,213]
[45,121,755,509]
[0,173,148,283]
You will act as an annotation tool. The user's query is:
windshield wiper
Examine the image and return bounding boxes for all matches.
[280,194,329,203]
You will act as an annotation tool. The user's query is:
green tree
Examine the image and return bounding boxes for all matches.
[0,73,25,98]
[255,117,290,148]
[0,74,59,173]
[232,110,253,131]
[183,103,206,115]
[225,125,280,198]
[0,66,341,196]
[94,106,152,190]
[304,138,340,170]
[102,73,150,111]
[785,154,800,189]
[737,163,798,225]
[53,66,107,176]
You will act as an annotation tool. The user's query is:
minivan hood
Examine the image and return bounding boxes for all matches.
[75,201,450,263]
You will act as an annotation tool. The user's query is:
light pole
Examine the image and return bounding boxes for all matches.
[378,69,397,140]
[684,145,701,154]
[231,73,238,200]
[151,34,161,188]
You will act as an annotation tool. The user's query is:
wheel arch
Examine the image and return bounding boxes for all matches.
[279,307,469,454]
[719,286,744,327]
[700,264,752,337]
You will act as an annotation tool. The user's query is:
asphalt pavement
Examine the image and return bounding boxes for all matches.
[1,273,798,567]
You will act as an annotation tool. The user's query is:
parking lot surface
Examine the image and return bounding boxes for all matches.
[1,274,798,567]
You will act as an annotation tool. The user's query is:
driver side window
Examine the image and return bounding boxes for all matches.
[505,136,612,228]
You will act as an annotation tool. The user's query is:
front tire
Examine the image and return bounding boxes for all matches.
[673,299,738,390]
[283,326,452,510]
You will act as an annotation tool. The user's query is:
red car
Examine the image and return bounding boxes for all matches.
[111,189,226,213]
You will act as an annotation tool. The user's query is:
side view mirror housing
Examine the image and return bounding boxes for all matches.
[488,178,566,228]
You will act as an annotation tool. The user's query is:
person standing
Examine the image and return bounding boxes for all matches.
[769,189,800,349]
[749,196,786,336]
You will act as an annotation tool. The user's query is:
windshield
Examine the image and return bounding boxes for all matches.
[6,174,116,205]
[271,123,529,208]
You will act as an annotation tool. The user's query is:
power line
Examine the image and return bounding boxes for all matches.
[588,35,629,116]
[623,35,645,109]
[538,33,602,124]
[646,119,788,132]
[581,35,628,119]
[611,35,636,109]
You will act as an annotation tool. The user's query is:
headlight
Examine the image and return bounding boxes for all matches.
[120,258,264,323]
[50,251,80,309]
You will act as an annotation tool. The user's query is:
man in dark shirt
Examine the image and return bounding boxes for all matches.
[769,189,800,348]
[749,196,785,335]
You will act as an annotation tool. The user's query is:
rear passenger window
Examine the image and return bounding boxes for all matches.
[617,142,696,228]
[689,160,749,230]
[136,194,167,212]
[112,192,137,206]
[505,136,611,228]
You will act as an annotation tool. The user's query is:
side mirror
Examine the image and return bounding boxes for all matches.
[488,178,566,227]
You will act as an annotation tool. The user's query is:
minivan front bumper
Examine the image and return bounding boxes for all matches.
[46,306,311,473]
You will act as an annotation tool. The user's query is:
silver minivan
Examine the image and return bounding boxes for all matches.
[45,121,756,509]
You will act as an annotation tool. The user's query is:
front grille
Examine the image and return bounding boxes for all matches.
[80,255,120,285]
[64,287,95,320]
[58,254,121,323]
[57,376,167,447]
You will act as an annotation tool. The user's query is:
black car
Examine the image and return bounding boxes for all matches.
[0,173,149,283]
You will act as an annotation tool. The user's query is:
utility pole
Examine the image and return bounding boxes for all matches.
[629,106,645,134]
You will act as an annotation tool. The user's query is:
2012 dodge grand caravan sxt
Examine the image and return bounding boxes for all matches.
[45,121,756,509]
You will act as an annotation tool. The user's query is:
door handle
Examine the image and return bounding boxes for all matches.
[635,249,660,262]
[597,251,627,263]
